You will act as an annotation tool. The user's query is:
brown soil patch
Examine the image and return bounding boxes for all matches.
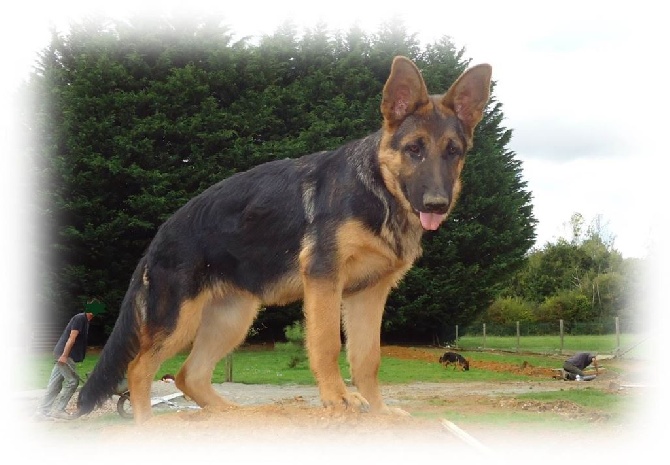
[381,345,559,377]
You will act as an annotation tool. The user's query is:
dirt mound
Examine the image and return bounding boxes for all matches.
[101,402,447,444]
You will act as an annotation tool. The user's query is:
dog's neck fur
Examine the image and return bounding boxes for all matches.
[349,131,424,264]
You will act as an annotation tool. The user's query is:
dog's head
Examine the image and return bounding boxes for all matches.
[378,57,492,231]
[439,352,452,363]
[462,359,470,371]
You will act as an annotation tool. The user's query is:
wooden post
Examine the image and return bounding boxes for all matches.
[559,319,564,355]
[225,353,233,382]
[615,316,621,357]
[516,321,520,352]
[483,323,487,348]
[455,324,459,348]
[441,420,492,454]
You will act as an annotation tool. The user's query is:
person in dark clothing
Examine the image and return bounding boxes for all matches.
[34,312,94,420]
[563,352,598,381]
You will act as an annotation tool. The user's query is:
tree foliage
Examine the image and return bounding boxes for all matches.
[481,213,642,334]
[486,297,535,325]
[26,15,536,343]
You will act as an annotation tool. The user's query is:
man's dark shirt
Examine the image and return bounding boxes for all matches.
[53,313,89,362]
[565,352,594,370]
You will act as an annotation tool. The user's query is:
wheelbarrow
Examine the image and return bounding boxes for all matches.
[114,378,132,419]
[113,377,195,419]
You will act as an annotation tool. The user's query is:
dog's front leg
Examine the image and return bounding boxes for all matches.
[342,277,409,416]
[303,277,368,411]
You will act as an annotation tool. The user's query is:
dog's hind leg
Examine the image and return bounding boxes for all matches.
[342,277,407,415]
[128,336,192,424]
[127,297,204,424]
[127,345,175,424]
[175,291,261,410]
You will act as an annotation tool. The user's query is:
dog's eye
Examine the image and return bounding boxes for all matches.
[444,141,461,158]
[406,143,423,160]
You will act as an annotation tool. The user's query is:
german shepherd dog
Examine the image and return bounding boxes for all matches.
[77,56,491,423]
[439,351,470,371]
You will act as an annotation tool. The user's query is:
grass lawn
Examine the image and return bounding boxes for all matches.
[25,343,564,389]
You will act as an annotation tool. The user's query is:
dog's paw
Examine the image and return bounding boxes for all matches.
[200,397,241,412]
[388,406,412,417]
[322,391,370,412]
[204,401,241,413]
[374,405,411,417]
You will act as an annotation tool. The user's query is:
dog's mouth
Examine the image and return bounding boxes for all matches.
[418,211,447,231]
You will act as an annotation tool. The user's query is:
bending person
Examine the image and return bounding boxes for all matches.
[563,352,598,381]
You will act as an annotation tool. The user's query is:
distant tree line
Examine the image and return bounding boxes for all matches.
[22,14,637,345]
[477,213,644,336]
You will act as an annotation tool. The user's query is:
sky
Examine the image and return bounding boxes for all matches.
[1,0,669,457]
[2,0,667,261]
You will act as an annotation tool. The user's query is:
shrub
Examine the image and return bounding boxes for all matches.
[276,320,307,368]
[284,320,305,345]
[485,296,536,325]
[536,290,591,331]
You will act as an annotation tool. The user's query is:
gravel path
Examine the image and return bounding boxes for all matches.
[17,376,616,419]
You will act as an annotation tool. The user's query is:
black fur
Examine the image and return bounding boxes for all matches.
[439,351,470,371]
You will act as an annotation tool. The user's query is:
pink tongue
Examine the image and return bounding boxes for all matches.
[419,212,446,231]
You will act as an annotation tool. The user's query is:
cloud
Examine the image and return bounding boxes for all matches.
[513,118,630,162]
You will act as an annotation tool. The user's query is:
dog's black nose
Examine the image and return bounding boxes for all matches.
[422,193,450,213]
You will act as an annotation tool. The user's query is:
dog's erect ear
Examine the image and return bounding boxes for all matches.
[442,63,492,137]
[381,56,429,127]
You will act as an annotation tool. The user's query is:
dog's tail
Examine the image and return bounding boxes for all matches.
[76,259,146,416]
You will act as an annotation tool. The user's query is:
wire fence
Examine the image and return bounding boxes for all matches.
[453,317,650,359]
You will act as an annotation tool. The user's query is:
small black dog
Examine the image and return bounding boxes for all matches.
[439,351,470,371]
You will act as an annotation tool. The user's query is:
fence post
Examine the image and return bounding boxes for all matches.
[455,324,459,348]
[559,319,564,354]
[483,323,487,348]
[516,321,520,352]
[615,316,621,357]
[225,353,233,382]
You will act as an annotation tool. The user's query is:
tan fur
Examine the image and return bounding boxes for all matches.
[295,219,422,412]
[128,287,261,423]
[337,220,420,288]
[342,275,398,412]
